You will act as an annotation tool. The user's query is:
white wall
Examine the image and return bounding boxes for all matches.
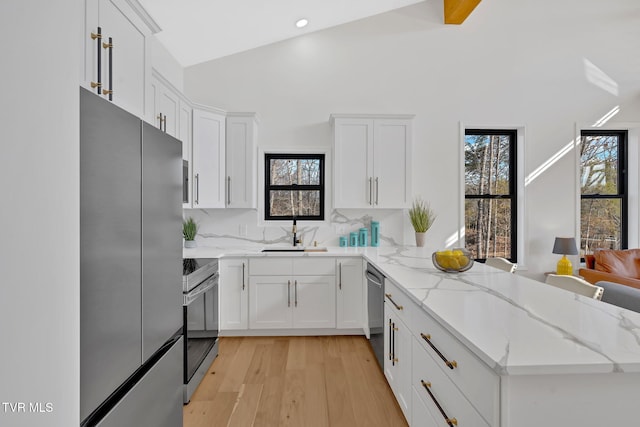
[0,1,80,426]
[184,0,640,276]
[150,36,184,91]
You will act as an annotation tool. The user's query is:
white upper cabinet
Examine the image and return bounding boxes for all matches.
[179,99,192,209]
[192,108,226,208]
[331,115,413,209]
[83,0,156,118]
[225,114,258,208]
[150,72,180,138]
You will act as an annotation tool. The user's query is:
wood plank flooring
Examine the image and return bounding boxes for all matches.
[184,336,408,427]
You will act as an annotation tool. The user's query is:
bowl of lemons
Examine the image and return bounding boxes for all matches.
[432,248,474,273]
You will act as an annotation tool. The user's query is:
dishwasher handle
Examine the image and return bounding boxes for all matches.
[366,270,384,287]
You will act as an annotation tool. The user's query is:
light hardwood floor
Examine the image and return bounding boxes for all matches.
[183,336,408,427]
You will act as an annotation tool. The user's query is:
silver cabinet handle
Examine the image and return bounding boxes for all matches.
[242,262,245,291]
[338,263,342,290]
[375,177,379,205]
[227,176,231,205]
[369,177,373,205]
[294,280,298,307]
[195,173,199,204]
[287,280,291,307]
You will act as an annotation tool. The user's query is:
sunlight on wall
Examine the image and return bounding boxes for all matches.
[524,105,620,187]
[445,227,465,248]
[583,58,619,96]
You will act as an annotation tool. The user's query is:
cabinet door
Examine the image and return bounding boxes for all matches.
[226,115,257,208]
[372,119,412,209]
[249,276,293,329]
[150,76,179,138]
[192,109,226,208]
[293,275,336,329]
[83,0,151,118]
[384,305,412,421]
[336,258,364,329]
[333,118,374,208]
[179,100,192,209]
[219,259,248,330]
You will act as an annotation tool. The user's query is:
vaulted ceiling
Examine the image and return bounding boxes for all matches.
[140,0,481,67]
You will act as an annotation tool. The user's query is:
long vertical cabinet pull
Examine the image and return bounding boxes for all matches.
[227,176,231,205]
[287,280,291,307]
[241,262,245,291]
[194,174,200,205]
[375,177,379,205]
[388,319,392,361]
[392,321,398,366]
[90,27,102,93]
[338,263,342,290]
[294,280,298,307]
[369,177,373,205]
[102,37,113,100]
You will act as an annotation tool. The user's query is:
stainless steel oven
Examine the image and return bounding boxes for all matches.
[182,258,219,404]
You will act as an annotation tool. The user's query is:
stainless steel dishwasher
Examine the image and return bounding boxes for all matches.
[366,263,385,370]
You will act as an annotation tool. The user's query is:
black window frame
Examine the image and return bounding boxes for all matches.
[579,129,628,255]
[264,153,325,221]
[464,129,518,263]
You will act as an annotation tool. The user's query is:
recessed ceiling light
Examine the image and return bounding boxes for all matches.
[295,18,308,28]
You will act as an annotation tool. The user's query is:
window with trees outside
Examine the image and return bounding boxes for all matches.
[264,153,325,221]
[580,130,627,255]
[464,129,517,262]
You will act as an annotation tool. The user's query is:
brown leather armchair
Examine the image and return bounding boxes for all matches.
[579,249,640,290]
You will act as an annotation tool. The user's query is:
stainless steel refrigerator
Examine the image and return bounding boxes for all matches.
[80,87,183,427]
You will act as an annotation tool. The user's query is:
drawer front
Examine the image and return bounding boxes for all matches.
[412,385,440,427]
[293,257,335,276]
[411,308,498,425]
[412,338,491,427]
[249,258,292,275]
[384,279,413,325]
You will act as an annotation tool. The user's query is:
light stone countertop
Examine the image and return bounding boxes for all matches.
[184,244,640,376]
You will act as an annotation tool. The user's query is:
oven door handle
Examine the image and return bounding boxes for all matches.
[183,277,216,306]
[366,271,383,287]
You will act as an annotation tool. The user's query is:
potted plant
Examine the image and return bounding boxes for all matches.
[408,197,436,247]
[183,217,198,248]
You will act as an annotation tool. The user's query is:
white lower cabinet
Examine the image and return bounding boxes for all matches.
[384,302,412,423]
[248,257,336,330]
[412,338,490,427]
[336,258,363,329]
[219,258,248,330]
[249,274,336,329]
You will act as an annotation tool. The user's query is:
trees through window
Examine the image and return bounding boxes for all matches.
[580,130,627,255]
[264,153,325,221]
[464,129,517,262]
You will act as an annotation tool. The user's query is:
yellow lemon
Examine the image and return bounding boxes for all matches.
[452,249,464,257]
[458,255,470,267]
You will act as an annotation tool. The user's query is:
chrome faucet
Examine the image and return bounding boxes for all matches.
[292,217,301,247]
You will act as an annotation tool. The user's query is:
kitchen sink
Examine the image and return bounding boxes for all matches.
[261,247,328,253]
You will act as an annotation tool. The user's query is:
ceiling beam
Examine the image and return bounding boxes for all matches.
[444,0,482,24]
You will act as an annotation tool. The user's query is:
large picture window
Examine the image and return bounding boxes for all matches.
[264,153,325,221]
[464,129,517,262]
[580,130,627,254]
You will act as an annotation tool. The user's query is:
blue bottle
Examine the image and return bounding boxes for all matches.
[349,232,359,247]
[359,228,368,247]
[339,236,348,247]
[371,221,380,247]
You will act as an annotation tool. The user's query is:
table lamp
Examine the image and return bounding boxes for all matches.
[552,237,578,275]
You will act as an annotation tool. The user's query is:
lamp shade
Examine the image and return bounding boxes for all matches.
[552,237,578,255]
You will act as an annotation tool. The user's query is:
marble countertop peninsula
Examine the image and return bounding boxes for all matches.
[184,244,640,376]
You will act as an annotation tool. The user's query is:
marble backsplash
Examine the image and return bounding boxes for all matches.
[183,208,408,248]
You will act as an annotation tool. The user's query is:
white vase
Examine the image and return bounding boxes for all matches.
[184,240,197,248]
[415,232,426,247]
